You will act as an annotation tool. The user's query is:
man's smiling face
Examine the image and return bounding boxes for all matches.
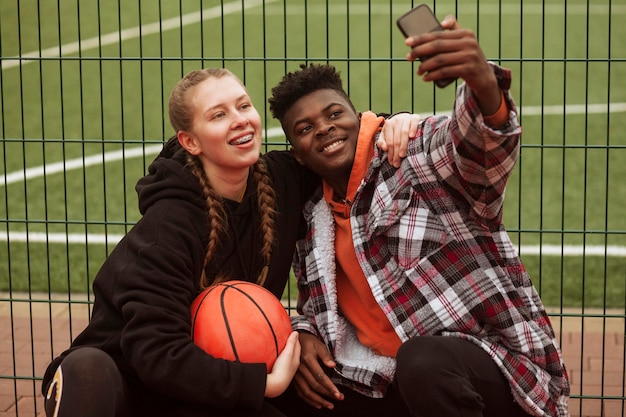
[282,88,360,183]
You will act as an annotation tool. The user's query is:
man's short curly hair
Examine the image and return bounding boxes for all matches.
[269,63,354,124]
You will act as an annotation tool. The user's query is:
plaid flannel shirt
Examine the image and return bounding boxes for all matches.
[291,64,570,417]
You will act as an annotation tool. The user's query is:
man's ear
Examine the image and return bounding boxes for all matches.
[289,147,305,166]
[177,131,201,155]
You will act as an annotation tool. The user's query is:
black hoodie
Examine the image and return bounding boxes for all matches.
[42,137,319,415]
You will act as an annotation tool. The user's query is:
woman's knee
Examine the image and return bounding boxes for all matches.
[44,348,125,417]
[60,347,120,383]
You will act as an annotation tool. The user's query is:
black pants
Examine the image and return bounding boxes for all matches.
[270,336,531,417]
[42,347,286,417]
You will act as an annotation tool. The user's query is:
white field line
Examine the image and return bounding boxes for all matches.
[256,3,626,16]
[519,103,626,117]
[2,2,624,71]
[0,127,279,187]
[1,144,164,187]
[432,102,626,118]
[0,231,624,258]
[1,0,277,71]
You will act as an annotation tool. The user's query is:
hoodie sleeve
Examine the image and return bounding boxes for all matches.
[95,153,270,411]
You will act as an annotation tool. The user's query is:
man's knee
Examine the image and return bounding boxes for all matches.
[395,337,486,416]
[396,336,458,380]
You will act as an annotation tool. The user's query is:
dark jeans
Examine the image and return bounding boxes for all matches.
[42,347,286,417]
[270,336,531,417]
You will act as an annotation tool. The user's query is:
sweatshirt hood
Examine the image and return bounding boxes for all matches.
[136,136,205,215]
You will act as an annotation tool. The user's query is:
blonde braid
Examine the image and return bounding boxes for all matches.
[185,154,228,288]
[252,159,277,286]
[186,155,277,288]
[169,67,261,288]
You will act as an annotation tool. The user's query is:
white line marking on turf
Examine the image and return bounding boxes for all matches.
[257,3,626,16]
[1,144,164,187]
[3,1,623,71]
[516,245,626,257]
[1,230,623,257]
[1,0,277,71]
[520,102,626,117]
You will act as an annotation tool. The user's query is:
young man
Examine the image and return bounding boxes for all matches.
[267,16,569,417]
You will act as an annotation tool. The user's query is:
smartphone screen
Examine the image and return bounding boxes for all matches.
[396,4,455,88]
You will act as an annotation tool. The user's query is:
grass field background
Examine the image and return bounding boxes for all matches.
[1,0,625,308]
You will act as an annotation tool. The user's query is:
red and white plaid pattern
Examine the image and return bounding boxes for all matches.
[291,65,570,416]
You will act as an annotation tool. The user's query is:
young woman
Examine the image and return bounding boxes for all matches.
[41,68,420,417]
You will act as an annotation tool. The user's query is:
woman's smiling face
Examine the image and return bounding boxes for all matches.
[282,88,360,182]
[183,75,263,176]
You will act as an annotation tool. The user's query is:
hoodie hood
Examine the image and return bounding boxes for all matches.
[136,136,205,216]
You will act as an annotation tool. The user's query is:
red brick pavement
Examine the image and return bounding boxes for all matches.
[1,296,624,417]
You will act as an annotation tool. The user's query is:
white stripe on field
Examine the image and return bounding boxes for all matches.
[431,102,626,118]
[1,144,164,187]
[259,3,626,16]
[516,245,626,257]
[1,0,277,71]
[1,231,624,257]
[3,1,623,71]
[520,102,626,117]
[1,231,125,245]
[0,127,283,187]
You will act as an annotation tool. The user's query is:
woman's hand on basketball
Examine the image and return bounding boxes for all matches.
[377,112,421,168]
[265,331,301,398]
[292,332,344,410]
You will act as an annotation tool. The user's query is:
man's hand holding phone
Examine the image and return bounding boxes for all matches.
[398,5,502,117]
[397,4,456,88]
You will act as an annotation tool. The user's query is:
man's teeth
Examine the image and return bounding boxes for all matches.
[323,140,344,152]
[231,134,253,145]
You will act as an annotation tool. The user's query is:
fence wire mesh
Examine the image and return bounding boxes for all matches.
[0,1,625,416]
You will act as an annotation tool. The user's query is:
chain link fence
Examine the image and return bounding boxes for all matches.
[1,1,624,416]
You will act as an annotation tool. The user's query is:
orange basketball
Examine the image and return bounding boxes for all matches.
[190,280,292,372]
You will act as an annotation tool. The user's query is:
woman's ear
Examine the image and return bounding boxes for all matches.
[177,131,201,155]
[289,146,305,166]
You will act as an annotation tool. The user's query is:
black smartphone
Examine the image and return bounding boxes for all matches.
[396,4,456,88]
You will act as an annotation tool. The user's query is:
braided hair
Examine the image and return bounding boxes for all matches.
[169,68,277,288]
